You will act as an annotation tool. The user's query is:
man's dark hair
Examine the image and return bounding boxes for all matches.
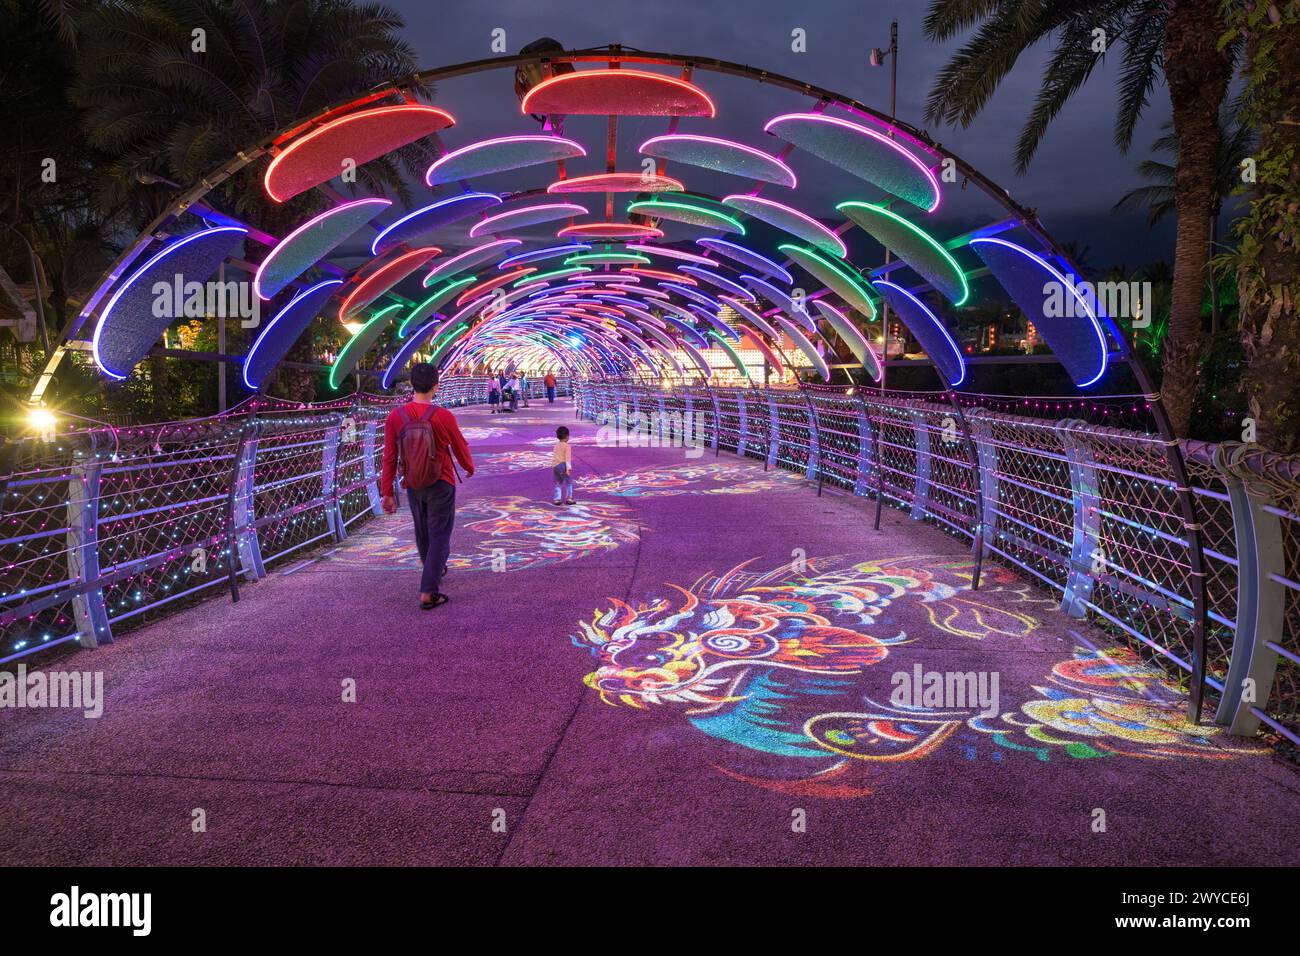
[556,426,570,440]
[409,363,439,394]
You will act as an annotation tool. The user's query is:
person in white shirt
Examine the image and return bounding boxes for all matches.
[551,426,575,505]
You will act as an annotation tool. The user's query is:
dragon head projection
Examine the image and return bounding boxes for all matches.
[570,555,1265,797]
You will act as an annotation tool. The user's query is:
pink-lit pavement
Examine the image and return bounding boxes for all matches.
[1,400,1296,866]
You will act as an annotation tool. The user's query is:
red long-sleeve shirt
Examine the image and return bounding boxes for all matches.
[380,402,474,496]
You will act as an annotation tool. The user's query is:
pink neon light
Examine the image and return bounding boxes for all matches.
[763,112,942,212]
[638,134,797,188]
[720,195,848,258]
[469,203,586,238]
[422,239,521,285]
[456,268,537,305]
[338,246,440,320]
[254,198,391,301]
[623,244,715,266]
[546,172,684,194]
[424,135,585,187]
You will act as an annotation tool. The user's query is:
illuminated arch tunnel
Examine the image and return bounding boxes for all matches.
[8,46,1299,866]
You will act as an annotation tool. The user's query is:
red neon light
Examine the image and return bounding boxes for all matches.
[547,172,684,194]
[456,268,537,306]
[558,223,664,240]
[620,268,696,285]
[338,246,440,320]
[520,69,716,118]
[265,105,455,203]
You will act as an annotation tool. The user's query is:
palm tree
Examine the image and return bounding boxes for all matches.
[71,0,430,230]
[924,0,1239,437]
[1114,110,1255,333]
[68,0,431,404]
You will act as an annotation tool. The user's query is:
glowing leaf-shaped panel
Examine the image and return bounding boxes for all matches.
[257,198,390,300]
[639,134,796,186]
[244,279,342,389]
[874,280,965,387]
[425,135,585,186]
[837,202,968,305]
[521,69,715,117]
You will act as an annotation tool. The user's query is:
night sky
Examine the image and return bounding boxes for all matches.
[385,0,1178,272]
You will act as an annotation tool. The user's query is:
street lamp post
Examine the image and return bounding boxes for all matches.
[869,21,899,386]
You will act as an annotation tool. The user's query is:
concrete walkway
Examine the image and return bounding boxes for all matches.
[1,400,1296,865]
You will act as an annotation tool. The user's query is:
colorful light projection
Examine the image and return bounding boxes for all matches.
[837,202,969,305]
[627,199,745,233]
[469,202,587,238]
[329,302,401,389]
[243,278,343,389]
[521,69,716,117]
[370,194,501,256]
[92,226,248,381]
[425,134,585,186]
[721,195,847,257]
[873,279,966,387]
[548,172,684,193]
[569,555,1257,796]
[696,238,794,284]
[813,300,882,381]
[337,246,440,320]
[265,104,455,203]
[779,243,878,320]
[639,133,797,187]
[423,239,521,285]
[255,198,390,301]
[764,112,941,212]
[773,314,831,381]
[969,237,1110,388]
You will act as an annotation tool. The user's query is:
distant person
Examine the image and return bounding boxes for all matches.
[519,373,530,408]
[505,375,520,412]
[544,371,557,403]
[551,425,576,506]
[487,377,500,413]
[381,363,474,610]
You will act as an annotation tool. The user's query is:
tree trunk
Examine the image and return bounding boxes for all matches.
[1237,7,1300,454]
[1159,0,1233,436]
[1208,212,1220,336]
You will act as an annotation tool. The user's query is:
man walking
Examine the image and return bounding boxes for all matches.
[380,363,474,610]
[544,371,557,403]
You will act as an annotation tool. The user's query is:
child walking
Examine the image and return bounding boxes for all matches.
[552,426,576,506]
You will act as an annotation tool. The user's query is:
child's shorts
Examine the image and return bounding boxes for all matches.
[552,463,569,482]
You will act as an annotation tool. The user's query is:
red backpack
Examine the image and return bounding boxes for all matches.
[394,404,444,490]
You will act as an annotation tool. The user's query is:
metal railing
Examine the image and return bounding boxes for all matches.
[574,378,1300,744]
[2,373,1294,745]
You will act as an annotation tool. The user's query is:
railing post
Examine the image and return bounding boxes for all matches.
[766,391,779,469]
[853,393,873,498]
[969,409,1000,558]
[708,385,721,456]
[1214,450,1284,736]
[1054,419,1102,619]
[910,408,932,521]
[736,390,748,455]
[361,418,384,517]
[322,416,346,543]
[66,461,112,648]
[227,421,265,596]
[799,388,822,490]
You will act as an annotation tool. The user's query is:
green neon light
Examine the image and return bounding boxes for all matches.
[427,323,469,365]
[563,252,651,267]
[329,306,401,391]
[707,329,750,380]
[513,266,590,287]
[399,276,477,337]
[778,242,878,319]
[627,200,745,234]
[835,201,970,306]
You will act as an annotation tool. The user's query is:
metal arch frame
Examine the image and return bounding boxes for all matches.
[30,43,1208,720]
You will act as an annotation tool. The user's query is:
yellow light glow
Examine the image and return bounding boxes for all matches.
[27,407,57,432]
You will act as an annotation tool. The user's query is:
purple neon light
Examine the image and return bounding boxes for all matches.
[696,238,794,284]
[242,278,343,390]
[623,243,716,266]
[764,112,942,213]
[497,243,591,269]
[874,279,966,387]
[93,226,247,380]
[678,266,757,302]
[369,193,501,257]
[425,135,586,186]
[969,236,1109,387]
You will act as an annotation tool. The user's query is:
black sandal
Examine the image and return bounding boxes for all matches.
[420,593,449,610]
